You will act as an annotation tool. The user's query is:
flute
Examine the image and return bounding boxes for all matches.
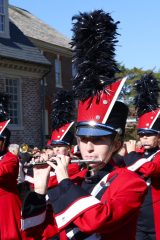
[24,159,102,168]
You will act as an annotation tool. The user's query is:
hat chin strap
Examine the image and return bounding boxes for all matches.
[104,140,117,164]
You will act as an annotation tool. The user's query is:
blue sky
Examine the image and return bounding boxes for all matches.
[9,0,160,71]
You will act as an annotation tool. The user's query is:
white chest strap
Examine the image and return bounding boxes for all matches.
[127,150,160,172]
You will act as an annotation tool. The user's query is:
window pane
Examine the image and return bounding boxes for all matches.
[5,79,20,125]
[13,95,17,101]
[14,103,17,108]
[14,118,18,124]
[14,88,17,94]
[55,59,62,86]
[0,0,4,14]
[0,15,4,31]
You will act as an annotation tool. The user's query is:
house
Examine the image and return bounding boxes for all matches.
[0,0,73,147]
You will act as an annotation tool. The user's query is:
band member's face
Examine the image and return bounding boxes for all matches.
[45,148,54,156]
[52,145,70,156]
[139,134,160,149]
[77,135,117,169]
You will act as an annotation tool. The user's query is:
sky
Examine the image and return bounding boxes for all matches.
[9,0,160,71]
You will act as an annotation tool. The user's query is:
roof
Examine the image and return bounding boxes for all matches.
[9,5,71,50]
[0,20,50,65]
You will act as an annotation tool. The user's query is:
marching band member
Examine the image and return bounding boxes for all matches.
[0,143,26,239]
[21,10,148,240]
[21,90,83,239]
[124,72,160,240]
[49,89,75,157]
[24,90,81,190]
[0,93,27,239]
[47,89,82,188]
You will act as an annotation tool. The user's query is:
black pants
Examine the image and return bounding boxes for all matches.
[136,230,156,240]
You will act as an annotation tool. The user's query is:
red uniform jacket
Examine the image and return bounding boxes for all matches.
[125,149,160,240]
[0,151,25,240]
[22,164,147,240]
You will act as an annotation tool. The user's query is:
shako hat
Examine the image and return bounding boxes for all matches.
[71,10,128,137]
[134,72,160,134]
[50,89,75,145]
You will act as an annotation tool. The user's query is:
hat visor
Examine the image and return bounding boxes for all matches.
[51,140,70,146]
[138,128,159,135]
[76,126,115,137]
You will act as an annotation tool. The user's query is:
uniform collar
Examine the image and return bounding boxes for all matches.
[85,162,114,184]
[144,147,159,157]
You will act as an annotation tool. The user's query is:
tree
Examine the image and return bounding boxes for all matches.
[116,65,160,140]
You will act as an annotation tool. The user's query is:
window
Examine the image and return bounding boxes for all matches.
[0,0,5,32]
[5,78,22,126]
[0,0,10,38]
[55,58,62,87]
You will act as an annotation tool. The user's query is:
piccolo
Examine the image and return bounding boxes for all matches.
[24,159,102,168]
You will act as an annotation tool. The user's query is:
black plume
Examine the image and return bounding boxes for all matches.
[52,90,75,130]
[134,72,160,116]
[71,9,120,101]
[0,93,9,121]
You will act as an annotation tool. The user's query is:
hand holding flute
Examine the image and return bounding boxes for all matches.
[24,151,102,168]
[33,154,70,194]
[26,151,103,194]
